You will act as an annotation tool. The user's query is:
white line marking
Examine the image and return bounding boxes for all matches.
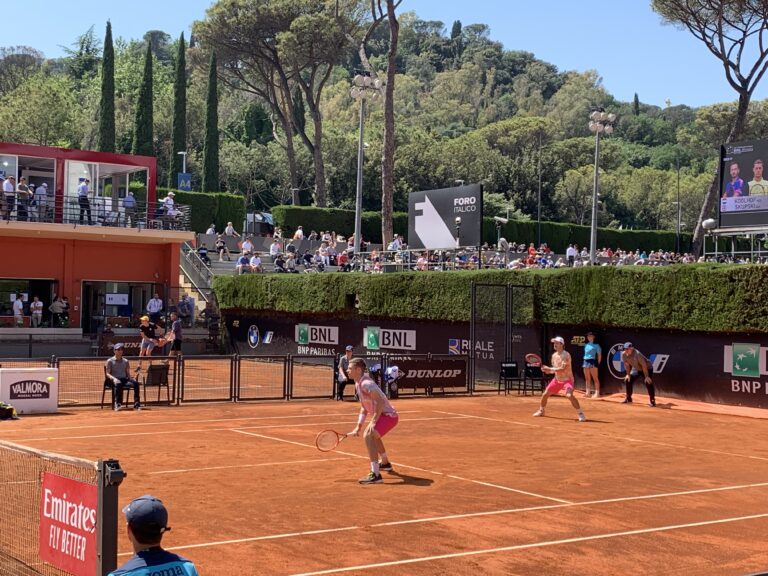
[445,474,571,504]
[232,429,569,503]
[288,512,768,575]
[1,411,424,433]
[118,526,362,557]
[434,410,541,428]
[373,480,768,527]
[148,457,354,475]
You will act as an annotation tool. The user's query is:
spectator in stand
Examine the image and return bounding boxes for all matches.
[206,223,216,235]
[566,244,577,267]
[162,191,175,213]
[308,230,318,241]
[215,234,231,262]
[249,252,263,273]
[49,295,66,327]
[197,244,211,266]
[224,221,240,238]
[527,243,537,258]
[176,295,193,328]
[241,236,254,254]
[318,242,330,267]
[15,179,31,221]
[302,250,314,269]
[320,230,331,243]
[12,293,24,327]
[286,252,299,273]
[338,250,350,272]
[269,238,281,262]
[273,226,283,239]
[34,183,48,222]
[388,234,402,251]
[235,252,251,275]
[347,235,355,251]
[146,293,163,324]
[30,296,43,328]
[274,253,287,273]
[3,176,16,221]
[327,243,338,266]
[77,178,93,225]
[123,190,137,227]
[416,253,429,271]
[293,226,305,240]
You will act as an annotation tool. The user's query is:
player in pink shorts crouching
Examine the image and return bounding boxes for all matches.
[348,357,399,485]
[533,336,587,422]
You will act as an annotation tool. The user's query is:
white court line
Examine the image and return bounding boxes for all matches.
[435,410,768,462]
[148,457,354,475]
[287,512,768,575]
[117,526,362,557]
[10,415,455,443]
[0,411,423,433]
[232,429,569,503]
[373,480,768,527]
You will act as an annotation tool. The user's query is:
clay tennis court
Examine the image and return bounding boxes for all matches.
[3,393,768,575]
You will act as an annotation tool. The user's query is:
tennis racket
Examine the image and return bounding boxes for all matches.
[524,353,542,366]
[315,429,348,452]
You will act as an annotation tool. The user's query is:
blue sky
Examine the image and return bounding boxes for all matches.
[2,0,759,109]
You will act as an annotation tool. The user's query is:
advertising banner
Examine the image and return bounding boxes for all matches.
[38,472,98,576]
[407,184,483,249]
[0,368,58,414]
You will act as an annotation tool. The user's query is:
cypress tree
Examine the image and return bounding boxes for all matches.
[202,51,219,193]
[132,43,154,157]
[633,93,640,116]
[97,21,115,153]
[168,33,187,187]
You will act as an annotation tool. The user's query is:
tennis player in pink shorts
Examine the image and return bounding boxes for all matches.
[348,357,399,485]
[533,336,587,422]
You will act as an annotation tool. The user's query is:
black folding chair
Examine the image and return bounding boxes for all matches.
[498,362,525,395]
[522,363,547,395]
[142,363,171,405]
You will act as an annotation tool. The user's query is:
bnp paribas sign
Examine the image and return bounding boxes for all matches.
[364,327,417,351]
[407,184,483,249]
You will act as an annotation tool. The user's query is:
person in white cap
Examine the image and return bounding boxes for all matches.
[533,336,587,422]
[108,495,198,575]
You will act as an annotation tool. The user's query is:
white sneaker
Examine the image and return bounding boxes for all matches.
[578,413,587,422]
[533,409,544,417]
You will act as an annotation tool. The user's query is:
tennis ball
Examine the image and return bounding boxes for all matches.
[46,376,55,382]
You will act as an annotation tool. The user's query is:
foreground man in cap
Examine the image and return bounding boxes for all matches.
[533,337,587,422]
[108,495,198,576]
[620,342,655,407]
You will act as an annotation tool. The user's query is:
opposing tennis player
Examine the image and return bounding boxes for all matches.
[347,357,398,485]
[533,336,587,422]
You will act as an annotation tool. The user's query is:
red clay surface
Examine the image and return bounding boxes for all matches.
[3,394,768,575]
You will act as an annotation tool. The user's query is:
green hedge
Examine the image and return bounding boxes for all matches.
[155,187,246,233]
[271,205,691,251]
[213,264,768,334]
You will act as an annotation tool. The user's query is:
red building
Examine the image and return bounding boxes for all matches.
[0,142,192,333]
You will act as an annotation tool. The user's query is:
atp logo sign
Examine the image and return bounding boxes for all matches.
[606,343,670,380]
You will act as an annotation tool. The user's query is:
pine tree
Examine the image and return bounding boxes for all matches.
[168,33,187,187]
[633,93,640,116]
[97,21,115,153]
[202,51,219,193]
[132,43,154,157]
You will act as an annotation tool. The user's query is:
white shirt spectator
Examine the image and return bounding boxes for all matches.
[162,193,175,213]
[242,238,254,253]
[388,235,402,251]
[566,245,577,259]
[12,298,23,320]
[249,254,262,271]
[224,222,240,237]
[77,180,89,197]
[293,226,305,240]
[206,224,216,235]
[3,179,14,194]
[270,241,280,258]
[147,296,163,315]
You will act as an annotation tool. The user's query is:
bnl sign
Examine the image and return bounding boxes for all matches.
[177,173,192,192]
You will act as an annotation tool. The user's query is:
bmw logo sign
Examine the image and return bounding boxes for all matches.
[248,325,260,349]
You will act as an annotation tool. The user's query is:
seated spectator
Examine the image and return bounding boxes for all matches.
[318,243,330,267]
[241,236,254,254]
[249,252,263,273]
[387,234,402,251]
[197,244,211,266]
[293,226,304,240]
[206,223,216,235]
[302,250,314,269]
[273,226,283,239]
[416,253,429,271]
[269,239,281,261]
[338,250,350,272]
[224,221,240,237]
[105,343,141,411]
[215,235,231,262]
[308,230,318,241]
[285,252,299,273]
[313,251,325,272]
[235,253,251,275]
[274,254,287,272]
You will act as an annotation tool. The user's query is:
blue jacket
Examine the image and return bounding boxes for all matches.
[108,548,198,576]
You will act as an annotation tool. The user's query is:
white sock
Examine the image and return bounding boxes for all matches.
[371,462,380,475]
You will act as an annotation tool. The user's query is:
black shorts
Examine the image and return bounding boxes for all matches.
[171,339,183,352]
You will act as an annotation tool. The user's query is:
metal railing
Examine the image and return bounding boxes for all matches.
[180,243,214,299]
[2,195,192,231]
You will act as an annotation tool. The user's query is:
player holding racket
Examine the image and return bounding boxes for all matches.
[347,357,398,485]
[533,336,587,422]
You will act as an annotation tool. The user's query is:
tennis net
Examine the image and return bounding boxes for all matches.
[0,440,122,575]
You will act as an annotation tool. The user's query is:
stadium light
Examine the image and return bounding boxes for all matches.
[588,107,616,265]
[350,73,381,265]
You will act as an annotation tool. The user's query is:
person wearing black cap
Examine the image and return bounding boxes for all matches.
[336,345,354,401]
[620,342,655,406]
[108,495,198,575]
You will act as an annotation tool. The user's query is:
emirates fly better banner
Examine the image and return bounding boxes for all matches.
[408,184,483,249]
[39,472,98,576]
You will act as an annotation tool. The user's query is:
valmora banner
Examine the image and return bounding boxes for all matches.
[408,184,483,249]
[39,472,98,576]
